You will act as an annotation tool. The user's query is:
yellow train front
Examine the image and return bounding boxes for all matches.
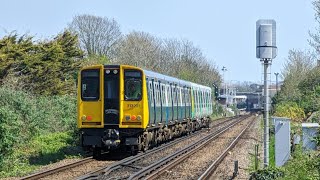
[78,64,212,156]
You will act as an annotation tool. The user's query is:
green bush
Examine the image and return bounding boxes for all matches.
[279,145,320,180]
[273,102,305,122]
[0,87,78,177]
[0,106,22,165]
[249,167,284,180]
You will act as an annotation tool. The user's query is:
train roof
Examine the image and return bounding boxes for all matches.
[143,69,211,90]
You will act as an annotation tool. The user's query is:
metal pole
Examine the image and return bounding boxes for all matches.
[263,59,270,167]
[274,72,279,92]
[222,66,227,106]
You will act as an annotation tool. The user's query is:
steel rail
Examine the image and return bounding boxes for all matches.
[77,116,235,180]
[20,157,94,180]
[198,116,255,180]
[129,115,250,180]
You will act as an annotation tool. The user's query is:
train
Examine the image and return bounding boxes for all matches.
[77,64,213,156]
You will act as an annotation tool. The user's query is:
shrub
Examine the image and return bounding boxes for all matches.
[0,87,78,176]
[273,102,305,122]
[249,167,284,180]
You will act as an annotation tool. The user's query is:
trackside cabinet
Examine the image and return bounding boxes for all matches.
[302,123,320,151]
[273,117,291,167]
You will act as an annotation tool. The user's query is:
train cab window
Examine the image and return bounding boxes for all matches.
[125,70,142,101]
[81,69,100,101]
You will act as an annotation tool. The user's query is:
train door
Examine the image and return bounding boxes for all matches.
[183,86,187,119]
[158,81,164,123]
[151,79,156,125]
[104,67,120,125]
[147,79,154,126]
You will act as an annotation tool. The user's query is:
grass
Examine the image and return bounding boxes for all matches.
[249,116,320,179]
[278,145,320,180]
[0,131,83,177]
[269,133,275,167]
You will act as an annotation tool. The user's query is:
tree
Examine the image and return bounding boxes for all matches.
[115,31,162,70]
[0,31,83,95]
[68,14,122,58]
[113,31,221,88]
[309,1,320,54]
[279,49,315,102]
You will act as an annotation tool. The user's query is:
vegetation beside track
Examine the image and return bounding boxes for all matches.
[0,87,82,177]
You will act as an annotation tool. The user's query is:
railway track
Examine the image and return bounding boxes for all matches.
[20,157,94,180]
[198,116,254,179]
[77,115,248,180]
[129,115,251,180]
[19,116,237,180]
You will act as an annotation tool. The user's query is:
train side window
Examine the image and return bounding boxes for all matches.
[194,90,197,108]
[177,87,180,106]
[173,86,177,105]
[124,70,142,101]
[186,88,189,105]
[182,88,185,105]
[157,83,160,106]
[155,83,158,106]
[168,85,172,106]
[81,69,100,101]
[156,82,160,106]
[156,83,160,106]
[161,84,166,105]
[181,88,184,105]
[149,82,153,105]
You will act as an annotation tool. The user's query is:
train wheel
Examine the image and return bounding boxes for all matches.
[93,148,101,159]
[142,132,149,152]
[129,146,138,155]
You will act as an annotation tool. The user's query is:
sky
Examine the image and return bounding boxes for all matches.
[0,0,317,83]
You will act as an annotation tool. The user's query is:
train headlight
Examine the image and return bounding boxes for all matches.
[106,70,110,74]
[137,115,142,121]
[81,115,86,121]
[113,70,118,74]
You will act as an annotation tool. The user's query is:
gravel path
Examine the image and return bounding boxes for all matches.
[158,116,254,180]
[40,160,114,180]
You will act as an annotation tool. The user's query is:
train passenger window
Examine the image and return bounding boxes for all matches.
[168,86,172,106]
[125,70,142,101]
[156,83,160,106]
[177,87,180,105]
[161,85,166,105]
[81,69,100,101]
[149,82,153,105]
[186,88,189,105]
[173,86,177,104]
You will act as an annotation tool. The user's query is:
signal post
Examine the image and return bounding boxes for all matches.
[256,19,277,167]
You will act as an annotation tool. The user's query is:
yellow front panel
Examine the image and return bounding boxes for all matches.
[119,65,149,129]
[77,65,104,128]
